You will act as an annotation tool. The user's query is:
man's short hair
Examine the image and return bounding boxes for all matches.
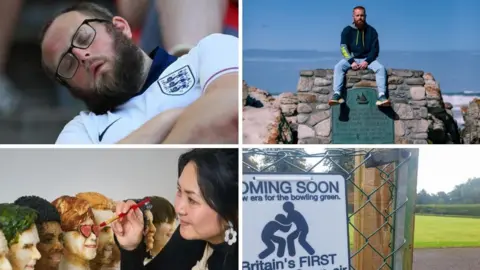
[149,196,176,225]
[40,2,114,45]
[39,2,115,79]
[14,195,61,226]
[353,6,366,13]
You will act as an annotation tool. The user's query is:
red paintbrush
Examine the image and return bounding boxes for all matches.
[99,197,151,227]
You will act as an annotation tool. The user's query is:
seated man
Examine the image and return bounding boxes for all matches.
[40,2,238,144]
[329,6,389,107]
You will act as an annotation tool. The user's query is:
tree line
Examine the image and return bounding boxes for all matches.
[416,177,480,205]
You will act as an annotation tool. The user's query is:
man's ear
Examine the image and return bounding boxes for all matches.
[112,16,132,39]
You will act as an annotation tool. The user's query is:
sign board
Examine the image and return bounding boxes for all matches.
[242,173,350,270]
[332,87,394,144]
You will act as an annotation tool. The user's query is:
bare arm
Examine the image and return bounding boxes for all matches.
[155,0,228,56]
[115,108,183,144]
[162,72,238,144]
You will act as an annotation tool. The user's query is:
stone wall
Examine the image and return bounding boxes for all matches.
[296,69,460,144]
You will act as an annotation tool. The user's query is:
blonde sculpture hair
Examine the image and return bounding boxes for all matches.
[51,196,95,232]
[75,192,115,211]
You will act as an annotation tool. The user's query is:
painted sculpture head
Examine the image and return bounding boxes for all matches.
[148,196,176,257]
[0,230,12,270]
[51,196,98,263]
[0,204,41,270]
[14,196,64,270]
[127,198,155,257]
[75,192,120,268]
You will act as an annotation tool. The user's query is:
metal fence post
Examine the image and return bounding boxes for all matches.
[392,150,411,270]
[403,149,419,270]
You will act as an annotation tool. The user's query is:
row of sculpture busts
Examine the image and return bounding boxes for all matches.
[0,192,177,270]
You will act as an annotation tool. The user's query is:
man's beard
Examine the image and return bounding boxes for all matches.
[354,19,366,29]
[69,27,145,115]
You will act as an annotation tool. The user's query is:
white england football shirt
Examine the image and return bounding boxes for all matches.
[55,33,238,144]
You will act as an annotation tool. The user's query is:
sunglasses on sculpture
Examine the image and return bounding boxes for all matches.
[78,224,100,238]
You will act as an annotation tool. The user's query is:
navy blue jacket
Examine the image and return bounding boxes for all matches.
[117,227,237,270]
[340,23,379,64]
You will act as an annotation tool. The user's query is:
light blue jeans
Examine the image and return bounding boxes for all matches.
[333,58,386,96]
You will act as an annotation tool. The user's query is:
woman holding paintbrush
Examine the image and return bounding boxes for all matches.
[111,149,238,270]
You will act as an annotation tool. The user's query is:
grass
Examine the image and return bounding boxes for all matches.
[413,215,480,248]
[347,215,480,249]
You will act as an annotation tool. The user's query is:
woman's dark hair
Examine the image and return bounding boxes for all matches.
[177,148,238,233]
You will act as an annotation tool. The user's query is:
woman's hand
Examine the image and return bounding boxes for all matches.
[111,200,144,251]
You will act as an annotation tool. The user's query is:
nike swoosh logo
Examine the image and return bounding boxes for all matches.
[99,118,121,142]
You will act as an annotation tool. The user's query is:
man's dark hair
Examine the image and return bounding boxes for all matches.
[40,2,114,45]
[149,196,176,225]
[353,6,366,13]
[14,195,61,226]
[39,2,115,78]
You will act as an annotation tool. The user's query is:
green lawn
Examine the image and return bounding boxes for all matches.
[413,215,480,248]
[348,215,480,249]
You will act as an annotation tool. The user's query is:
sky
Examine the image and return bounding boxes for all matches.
[298,147,478,194]
[416,147,480,193]
[243,0,480,51]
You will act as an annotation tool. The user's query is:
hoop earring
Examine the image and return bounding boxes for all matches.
[224,221,237,245]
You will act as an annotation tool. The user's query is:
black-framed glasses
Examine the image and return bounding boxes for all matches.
[55,18,111,81]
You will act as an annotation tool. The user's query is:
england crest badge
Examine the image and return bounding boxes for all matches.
[158,65,195,95]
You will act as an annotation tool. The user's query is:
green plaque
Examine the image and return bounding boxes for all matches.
[332,88,394,144]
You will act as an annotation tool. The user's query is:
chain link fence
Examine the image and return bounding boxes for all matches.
[243,148,419,270]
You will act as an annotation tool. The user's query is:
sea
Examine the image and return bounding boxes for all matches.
[243,50,480,126]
